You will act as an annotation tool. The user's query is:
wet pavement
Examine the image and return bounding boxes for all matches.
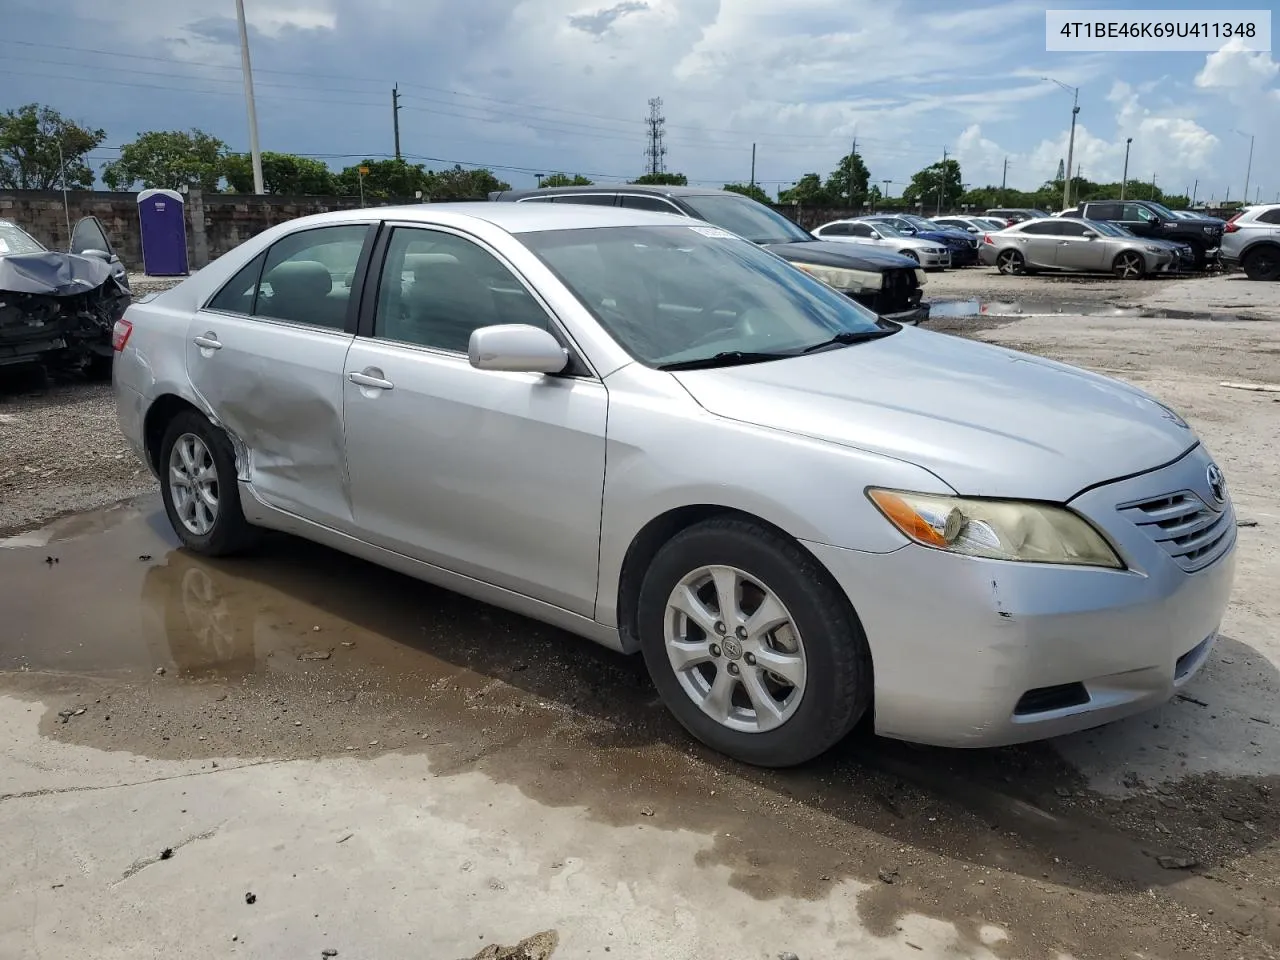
[2,496,1279,957]
[927,298,1276,323]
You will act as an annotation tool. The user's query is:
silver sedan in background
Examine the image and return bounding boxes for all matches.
[980,216,1178,278]
[811,218,951,269]
[113,203,1235,767]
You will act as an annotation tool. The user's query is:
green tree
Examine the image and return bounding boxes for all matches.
[777,173,832,205]
[902,159,963,211]
[824,152,870,206]
[224,152,335,195]
[423,164,511,200]
[0,103,105,190]
[335,159,432,199]
[630,172,688,186]
[722,182,770,203]
[541,172,593,187]
[102,129,227,191]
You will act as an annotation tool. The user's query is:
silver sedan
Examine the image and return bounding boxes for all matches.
[811,219,951,269]
[979,217,1178,278]
[113,203,1236,766]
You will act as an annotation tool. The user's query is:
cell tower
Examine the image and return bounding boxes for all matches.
[645,97,667,175]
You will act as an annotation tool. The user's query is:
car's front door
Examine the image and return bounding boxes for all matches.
[1050,220,1108,270]
[186,222,373,528]
[340,223,608,616]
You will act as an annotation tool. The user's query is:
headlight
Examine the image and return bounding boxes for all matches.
[914,268,927,286]
[1144,245,1163,254]
[866,489,1123,568]
[793,262,883,292]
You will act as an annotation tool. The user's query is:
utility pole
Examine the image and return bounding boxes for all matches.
[937,147,947,215]
[1043,77,1079,211]
[644,98,667,176]
[1192,179,1198,206]
[1150,172,1157,200]
[392,84,402,161]
[1239,130,1255,206]
[1121,137,1132,200]
[749,143,756,189]
[1001,156,1008,197]
[848,135,858,208]
[234,0,264,195]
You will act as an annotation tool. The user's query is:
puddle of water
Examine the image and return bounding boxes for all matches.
[927,298,1265,322]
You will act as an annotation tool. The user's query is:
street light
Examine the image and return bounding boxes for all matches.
[1120,137,1133,200]
[235,0,264,194]
[1235,129,1255,206]
[1042,76,1080,210]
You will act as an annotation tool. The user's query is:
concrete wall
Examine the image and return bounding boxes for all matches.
[0,190,417,274]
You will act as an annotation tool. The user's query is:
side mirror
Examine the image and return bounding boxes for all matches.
[1085,233,1097,240]
[468,324,568,374]
[80,248,112,262]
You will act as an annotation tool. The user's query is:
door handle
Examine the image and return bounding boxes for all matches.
[193,333,222,350]
[348,370,394,390]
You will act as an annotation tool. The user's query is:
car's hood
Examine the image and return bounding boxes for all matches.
[0,251,116,296]
[763,240,919,270]
[671,327,1197,502]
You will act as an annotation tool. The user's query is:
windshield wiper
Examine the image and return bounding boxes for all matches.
[657,350,790,371]
[802,329,898,354]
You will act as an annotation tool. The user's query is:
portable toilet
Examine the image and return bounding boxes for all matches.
[136,189,189,276]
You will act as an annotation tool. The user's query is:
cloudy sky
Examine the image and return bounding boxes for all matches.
[4,0,1277,201]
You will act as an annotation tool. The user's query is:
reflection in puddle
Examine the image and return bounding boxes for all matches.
[927,298,1265,322]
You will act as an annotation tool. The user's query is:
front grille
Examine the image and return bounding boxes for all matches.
[874,268,918,313]
[1119,491,1232,572]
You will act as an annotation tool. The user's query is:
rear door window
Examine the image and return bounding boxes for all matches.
[619,195,683,214]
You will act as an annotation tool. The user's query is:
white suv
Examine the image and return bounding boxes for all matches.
[1221,204,1280,280]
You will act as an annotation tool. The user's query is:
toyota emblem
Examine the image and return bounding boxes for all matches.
[1206,464,1226,504]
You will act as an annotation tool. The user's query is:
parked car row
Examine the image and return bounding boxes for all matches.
[810,214,982,269]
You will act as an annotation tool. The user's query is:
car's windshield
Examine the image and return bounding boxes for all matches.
[1146,202,1178,220]
[901,216,938,231]
[0,220,47,256]
[522,224,890,368]
[872,221,907,238]
[680,194,813,244]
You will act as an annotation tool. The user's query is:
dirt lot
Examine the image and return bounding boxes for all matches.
[1,269,1277,959]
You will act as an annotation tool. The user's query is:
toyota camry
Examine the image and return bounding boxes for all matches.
[113,202,1236,767]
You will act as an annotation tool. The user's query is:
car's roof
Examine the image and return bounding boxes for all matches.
[493,184,728,200]
[276,201,693,235]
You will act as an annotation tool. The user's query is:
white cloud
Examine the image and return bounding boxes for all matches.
[1194,38,1279,90]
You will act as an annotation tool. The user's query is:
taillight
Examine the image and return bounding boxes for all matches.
[1224,212,1242,233]
[983,233,994,244]
[112,318,133,352]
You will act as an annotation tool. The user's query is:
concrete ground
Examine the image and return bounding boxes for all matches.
[1,267,1278,959]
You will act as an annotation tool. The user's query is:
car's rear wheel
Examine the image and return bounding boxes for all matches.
[159,410,259,557]
[636,516,872,767]
[1113,250,1146,280]
[996,249,1025,275]
[1242,246,1280,281]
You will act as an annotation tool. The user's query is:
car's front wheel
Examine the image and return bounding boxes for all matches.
[159,410,259,556]
[899,249,920,264]
[637,516,872,767]
[1113,250,1146,280]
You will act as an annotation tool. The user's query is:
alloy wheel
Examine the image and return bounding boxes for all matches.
[996,249,1023,275]
[168,432,220,536]
[1115,252,1144,279]
[663,565,807,733]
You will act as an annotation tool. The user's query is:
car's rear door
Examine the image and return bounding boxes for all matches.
[187,221,375,529]
[339,222,608,615]
[1012,222,1058,267]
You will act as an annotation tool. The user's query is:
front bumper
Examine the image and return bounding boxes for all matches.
[947,243,979,266]
[917,251,951,269]
[805,444,1237,748]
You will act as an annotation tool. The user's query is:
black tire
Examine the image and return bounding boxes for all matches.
[899,249,920,264]
[1242,246,1280,282]
[996,249,1024,275]
[158,409,259,557]
[636,516,872,767]
[85,351,113,381]
[1112,250,1146,280]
